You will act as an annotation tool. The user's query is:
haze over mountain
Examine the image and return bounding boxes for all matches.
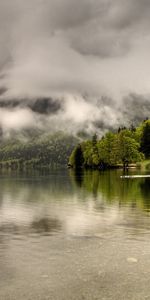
[0,0,150,136]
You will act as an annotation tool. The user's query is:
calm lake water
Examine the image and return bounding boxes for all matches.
[0,169,150,300]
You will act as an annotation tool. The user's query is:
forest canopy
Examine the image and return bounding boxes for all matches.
[0,132,78,169]
[69,120,150,169]
[0,120,149,170]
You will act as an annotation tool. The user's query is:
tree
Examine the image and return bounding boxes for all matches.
[97,132,116,167]
[69,144,84,169]
[92,133,98,146]
[69,121,146,170]
[82,140,99,168]
[140,120,150,158]
[114,131,144,168]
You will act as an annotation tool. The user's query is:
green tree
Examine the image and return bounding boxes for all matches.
[114,131,144,168]
[140,120,150,158]
[69,144,84,169]
[97,132,116,167]
[83,138,100,168]
[92,133,98,146]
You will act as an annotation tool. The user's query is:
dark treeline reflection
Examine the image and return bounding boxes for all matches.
[0,169,150,238]
[0,217,62,236]
[31,217,61,234]
[70,169,150,211]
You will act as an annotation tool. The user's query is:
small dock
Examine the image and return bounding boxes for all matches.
[121,175,150,178]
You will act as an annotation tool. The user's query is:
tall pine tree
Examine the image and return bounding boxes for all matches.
[141,121,150,158]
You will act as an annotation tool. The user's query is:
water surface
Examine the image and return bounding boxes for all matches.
[0,169,150,300]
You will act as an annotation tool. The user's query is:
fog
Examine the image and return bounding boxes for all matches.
[0,0,150,136]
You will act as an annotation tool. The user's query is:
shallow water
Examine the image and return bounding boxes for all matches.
[0,169,150,300]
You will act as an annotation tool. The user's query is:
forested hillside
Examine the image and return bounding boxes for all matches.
[0,119,149,170]
[0,132,78,169]
[69,120,150,169]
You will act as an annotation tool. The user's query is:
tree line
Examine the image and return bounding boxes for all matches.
[0,132,77,170]
[69,119,150,169]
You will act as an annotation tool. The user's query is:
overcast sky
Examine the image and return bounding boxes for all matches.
[1,0,150,98]
[0,0,150,134]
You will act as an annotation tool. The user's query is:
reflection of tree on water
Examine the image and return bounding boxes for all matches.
[31,217,61,234]
[140,179,150,210]
[69,169,84,188]
[0,217,62,236]
[70,169,100,198]
[0,223,19,235]
[71,169,150,212]
[82,170,100,199]
[91,171,100,199]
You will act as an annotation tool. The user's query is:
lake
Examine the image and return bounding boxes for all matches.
[0,168,150,300]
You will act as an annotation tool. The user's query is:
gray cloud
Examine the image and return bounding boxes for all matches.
[0,0,150,96]
[122,93,150,124]
[0,0,150,136]
[62,0,150,57]
[0,94,149,139]
[107,0,150,30]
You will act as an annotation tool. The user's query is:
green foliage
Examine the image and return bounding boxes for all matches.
[97,132,116,166]
[92,133,98,146]
[0,119,149,171]
[69,144,84,169]
[0,132,78,170]
[71,169,150,211]
[140,120,150,158]
[69,121,148,169]
[83,140,99,168]
[114,130,144,167]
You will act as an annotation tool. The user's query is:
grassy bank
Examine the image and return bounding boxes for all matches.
[136,160,150,171]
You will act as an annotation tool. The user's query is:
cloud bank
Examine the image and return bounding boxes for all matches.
[0,94,149,138]
[0,0,150,135]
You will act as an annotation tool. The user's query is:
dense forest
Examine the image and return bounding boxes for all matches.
[69,119,150,170]
[0,132,78,170]
[0,119,149,170]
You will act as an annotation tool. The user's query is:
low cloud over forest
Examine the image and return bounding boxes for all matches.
[0,0,150,136]
[0,94,149,137]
